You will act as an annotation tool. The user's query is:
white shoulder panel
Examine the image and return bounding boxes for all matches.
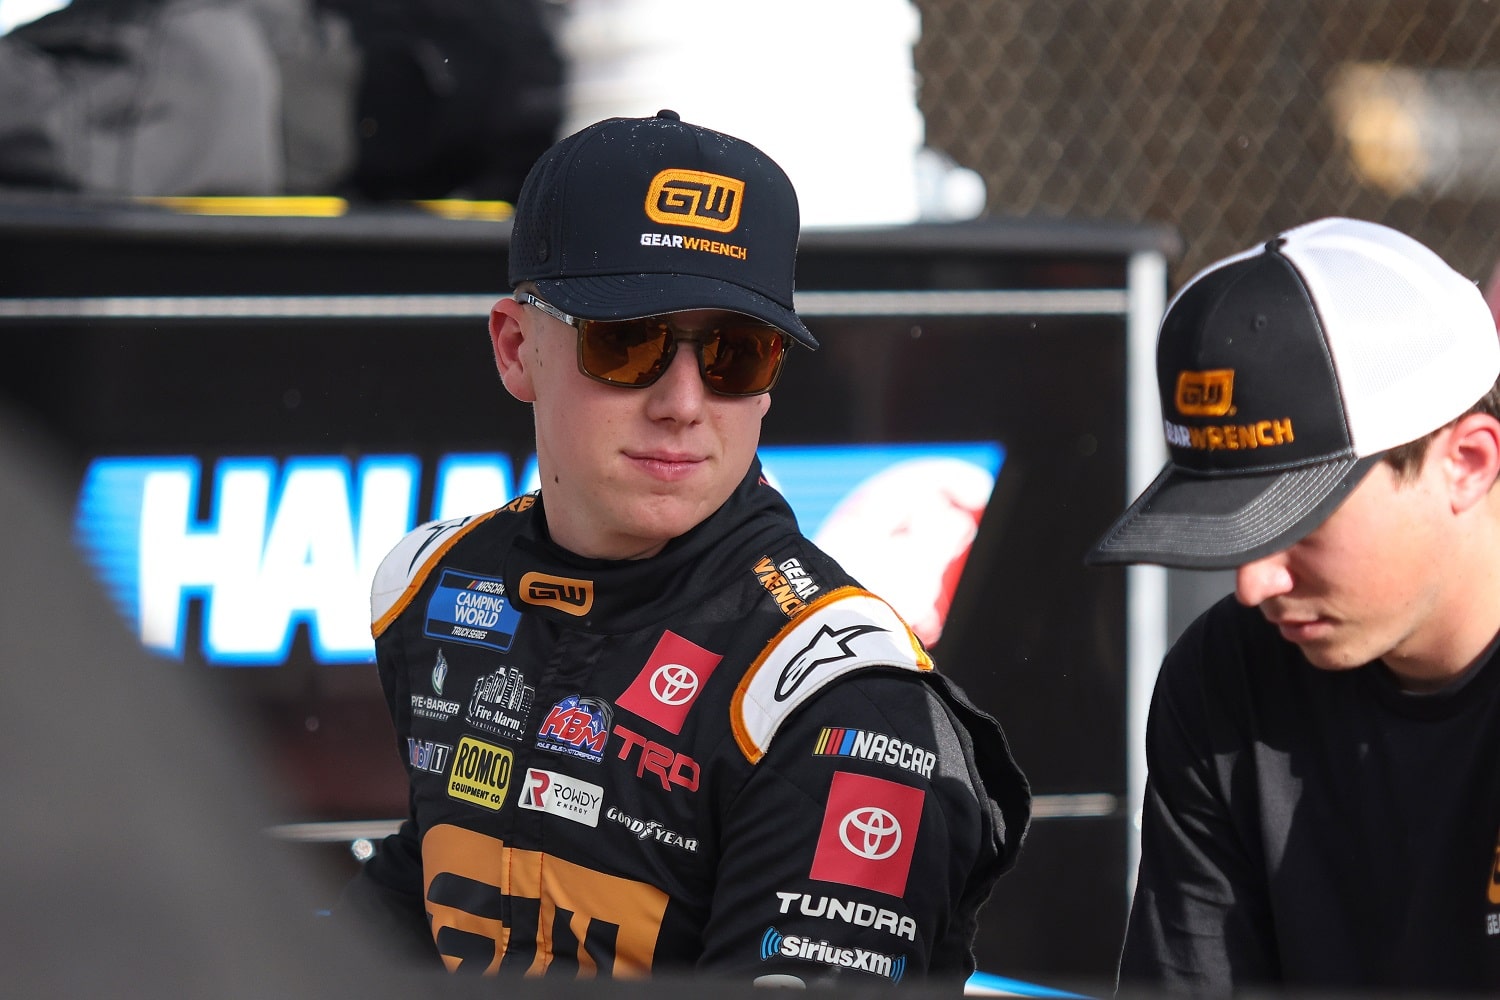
[370,512,493,637]
[731,586,932,763]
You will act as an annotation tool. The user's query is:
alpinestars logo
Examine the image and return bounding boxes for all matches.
[776,623,886,701]
[759,926,905,983]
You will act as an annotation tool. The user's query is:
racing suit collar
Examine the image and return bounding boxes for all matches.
[504,457,795,632]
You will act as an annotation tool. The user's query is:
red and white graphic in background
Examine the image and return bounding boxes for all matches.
[812,457,993,646]
[616,631,723,734]
[810,771,925,896]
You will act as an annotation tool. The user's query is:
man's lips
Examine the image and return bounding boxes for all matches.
[1264,611,1332,642]
[628,452,705,479]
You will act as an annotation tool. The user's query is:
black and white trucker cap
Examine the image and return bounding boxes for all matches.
[1087,216,1500,569]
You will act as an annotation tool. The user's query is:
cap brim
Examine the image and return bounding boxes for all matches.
[1085,453,1382,569]
[531,273,818,349]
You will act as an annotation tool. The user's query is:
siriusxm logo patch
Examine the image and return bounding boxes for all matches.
[72,443,1001,665]
[759,926,905,982]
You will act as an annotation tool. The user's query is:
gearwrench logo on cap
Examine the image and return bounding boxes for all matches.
[645,169,745,233]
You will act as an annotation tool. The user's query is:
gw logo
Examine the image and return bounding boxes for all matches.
[423,826,669,975]
[645,169,744,233]
[519,572,594,617]
[1175,369,1235,416]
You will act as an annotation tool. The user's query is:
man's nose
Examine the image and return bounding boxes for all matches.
[1235,553,1294,606]
[646,340,710,412]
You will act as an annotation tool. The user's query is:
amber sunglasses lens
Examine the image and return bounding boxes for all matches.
[577,317,674,387]
[576,316,788,395]
[698,321,787,395]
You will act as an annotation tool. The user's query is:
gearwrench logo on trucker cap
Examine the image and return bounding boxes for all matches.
[1174,369,1235,417]
[645,169,745,233]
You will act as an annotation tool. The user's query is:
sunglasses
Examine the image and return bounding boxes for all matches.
[516,292,789,396]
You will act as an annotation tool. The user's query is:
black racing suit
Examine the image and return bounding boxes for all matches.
[339,460,1030,986]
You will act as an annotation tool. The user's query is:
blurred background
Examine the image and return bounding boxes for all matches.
[3,1,1500,996]
[915,0,1500,289]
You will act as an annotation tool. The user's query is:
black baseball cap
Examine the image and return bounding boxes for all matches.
[1087,217,1500,569]
[507,109,817,349]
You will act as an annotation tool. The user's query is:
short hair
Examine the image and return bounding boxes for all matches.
[1383,376,1500,480]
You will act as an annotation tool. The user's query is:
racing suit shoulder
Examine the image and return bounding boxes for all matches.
[730,585,933,764]
[369,510,499,638]
[704,669,1027,985]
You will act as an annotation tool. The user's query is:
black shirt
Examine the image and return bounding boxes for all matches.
[1119,595,1500,995]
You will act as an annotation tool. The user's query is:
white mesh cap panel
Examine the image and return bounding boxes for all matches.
[1281,217,1500,456]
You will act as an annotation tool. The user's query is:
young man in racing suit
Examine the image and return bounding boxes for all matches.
[335,110,1031,987]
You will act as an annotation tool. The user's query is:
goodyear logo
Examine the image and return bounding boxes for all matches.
[519,571,593,617]
[447,735,513,811]
[1175,369,1235,416]
[645,169,744,233]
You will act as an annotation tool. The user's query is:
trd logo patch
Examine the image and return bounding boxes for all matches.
[809,771,924,896]
[519,571,594,617]
[615,723,700,792]
[1174,369,1235,416]
[645,169,744,233]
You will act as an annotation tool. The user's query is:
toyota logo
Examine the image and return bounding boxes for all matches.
[839,806,902,860]
[649,663,700,706]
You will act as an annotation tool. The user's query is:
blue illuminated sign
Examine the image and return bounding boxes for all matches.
[73,442,1002,665]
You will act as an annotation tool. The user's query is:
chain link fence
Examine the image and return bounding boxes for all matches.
[915,0,1500,292]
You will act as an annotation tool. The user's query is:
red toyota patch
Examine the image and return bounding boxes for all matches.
[615,631,723,734]
[809,771,925,896]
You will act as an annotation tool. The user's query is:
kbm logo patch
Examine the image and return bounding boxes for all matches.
[1175,369,1235,416]
[537,694,613,763]
[447,736,513,811]
[519,571,594,617]
[645,169,744,233]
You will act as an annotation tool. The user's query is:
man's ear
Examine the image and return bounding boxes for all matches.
[490,297,536,403]
[1445,412,1500,512]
